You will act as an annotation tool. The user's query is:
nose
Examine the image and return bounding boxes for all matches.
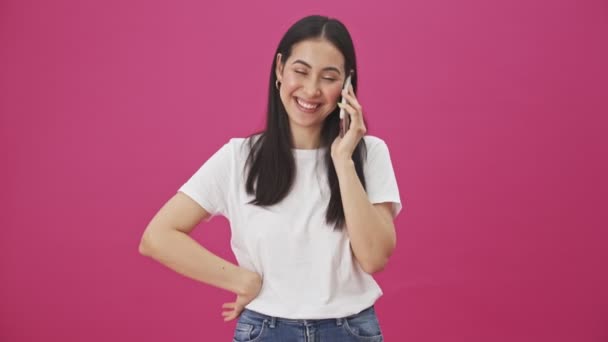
[302,78,321,98]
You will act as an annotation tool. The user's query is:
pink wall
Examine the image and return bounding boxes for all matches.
[1,0,607,341]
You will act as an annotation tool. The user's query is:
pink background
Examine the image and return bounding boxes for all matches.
[1,0,607,341]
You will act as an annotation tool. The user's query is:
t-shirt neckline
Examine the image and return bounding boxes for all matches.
[291,147,326,159]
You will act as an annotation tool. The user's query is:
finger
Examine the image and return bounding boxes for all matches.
[222,309,236,320]
[222,302,236,309]
[338,102,357,115]
[342,84,359,105]
[341,89,362,112]
[337,102,357,117]
[338,103,366,134]
[223,309,242,322]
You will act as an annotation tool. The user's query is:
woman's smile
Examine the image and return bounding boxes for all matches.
[294,97,322,113]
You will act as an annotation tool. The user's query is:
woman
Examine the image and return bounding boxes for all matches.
[139,15,402,341]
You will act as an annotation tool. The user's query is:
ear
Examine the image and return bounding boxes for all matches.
[275,53,284,82]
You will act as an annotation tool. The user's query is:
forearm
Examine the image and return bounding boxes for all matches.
[334,159,396,273]
[139,230,255,295]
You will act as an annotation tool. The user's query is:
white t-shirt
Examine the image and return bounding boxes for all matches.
[178,134,402,319]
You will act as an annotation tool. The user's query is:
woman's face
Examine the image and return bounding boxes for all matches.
[275,39,346,133]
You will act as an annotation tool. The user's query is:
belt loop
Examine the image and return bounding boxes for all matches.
[336,317,344,326]
[269,316,276,328]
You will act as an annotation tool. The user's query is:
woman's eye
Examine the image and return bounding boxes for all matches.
[294,70,335,81]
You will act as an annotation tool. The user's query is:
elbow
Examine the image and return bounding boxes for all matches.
[138,231,158,257]
[359,256,389,275]
[138,237,151,256]
[138,239,150,256]
[358,244,396,275]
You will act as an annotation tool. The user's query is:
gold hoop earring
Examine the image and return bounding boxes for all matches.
[275,80,281,90]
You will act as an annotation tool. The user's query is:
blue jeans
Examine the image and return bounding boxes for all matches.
[232,305,384,342]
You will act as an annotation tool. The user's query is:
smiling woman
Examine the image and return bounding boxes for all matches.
[275,40,346,140]
[139,14,402,342]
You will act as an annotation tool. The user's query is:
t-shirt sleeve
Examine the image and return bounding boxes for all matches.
[177,141,232,221]
[364,138,403,219]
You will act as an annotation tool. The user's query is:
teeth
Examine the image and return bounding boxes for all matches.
[297,98,319,109]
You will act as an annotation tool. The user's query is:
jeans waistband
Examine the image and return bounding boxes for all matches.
[240,305,375,328]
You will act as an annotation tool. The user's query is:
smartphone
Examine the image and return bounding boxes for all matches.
[339,71,353,138]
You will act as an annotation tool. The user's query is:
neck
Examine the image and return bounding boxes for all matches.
[290,125,322,150]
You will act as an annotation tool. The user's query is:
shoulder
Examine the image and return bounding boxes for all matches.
[226,137,247,149]
[362,135,391,154]
[361,135,397,168]
[362,134,387,147]
[227,132,262,145]
[223,133,263,159]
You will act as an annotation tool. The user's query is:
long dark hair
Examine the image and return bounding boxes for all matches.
[244,15,368,230]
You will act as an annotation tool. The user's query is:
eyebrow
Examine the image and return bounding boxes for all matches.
[291,60,342,75]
